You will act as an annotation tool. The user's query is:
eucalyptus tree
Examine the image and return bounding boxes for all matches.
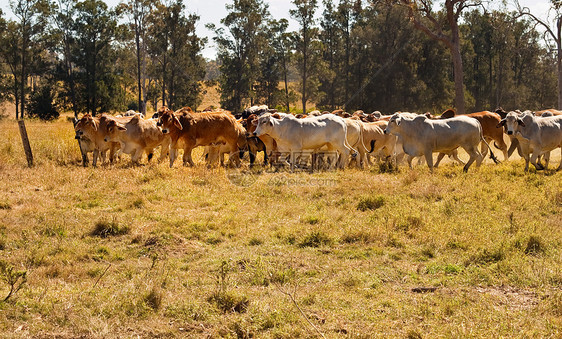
[515,0,562,109]
[402,0,483,114]
[291,0,321,113]
[207,0,271,112]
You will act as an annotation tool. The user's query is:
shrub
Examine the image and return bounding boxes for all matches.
[27,84,59,121]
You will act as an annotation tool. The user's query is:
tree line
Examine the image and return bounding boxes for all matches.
[0,0,560,120]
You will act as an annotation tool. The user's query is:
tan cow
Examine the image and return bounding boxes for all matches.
[437,109,509,161]
[157,107,246,167]
[74,113,130,166]
[103,115,170,165]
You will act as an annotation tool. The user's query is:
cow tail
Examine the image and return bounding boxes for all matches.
[358,123,369,155]
[369,140,376,153]
[343,124,359,158]
[481,135,500,164]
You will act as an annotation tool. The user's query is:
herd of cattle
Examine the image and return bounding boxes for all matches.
[72,105,562,173]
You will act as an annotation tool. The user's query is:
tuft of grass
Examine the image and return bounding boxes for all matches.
[144,287,163,311]
[524,235,546,255]
[91,219,130,238]
[378,161,399,174]
[129,197,144,209]
[302,215,321,225]
[298,231,333,248]
[207,291,250,313]
[357,195,385,211]
[341,230,375,244]
[248,237,263,246]
[466,247,505,266]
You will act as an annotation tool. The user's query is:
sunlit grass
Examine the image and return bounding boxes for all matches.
[0,117,560,337]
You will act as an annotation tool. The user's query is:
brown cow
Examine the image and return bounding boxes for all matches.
[103,114,170,165]
[157,107,246,167]
[535,109,562,116]
[74,113,131,166]
[438,108,509,161]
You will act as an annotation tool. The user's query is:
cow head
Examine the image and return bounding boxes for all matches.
[495,107,508,120]
[157,109,182,134]
[254,113,278,137]
[103,119,127,142]
[385,113,402,135]
[440,108,456,119]
[503,111,526,135]
[74,114,98,140]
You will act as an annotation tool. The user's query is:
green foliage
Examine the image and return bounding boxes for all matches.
[27,83,59,121]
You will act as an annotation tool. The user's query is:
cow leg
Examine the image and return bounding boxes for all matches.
[463,147,479,172]
[507,137,519,158]
[92,149,99,167]
[495,136,509,161]
[556,149,562,171]
[109,145,117,163]
[451,150,465,166]
[169,148,178,168]
[132,148,144,165]
[159,138,171,163]
[424,152,434,173]
[263,149,268,166]
[434,153,445,168]
[249,150,256,167]
[480,140,488,158]
[146,148,154,163]
[407,155,415,169]
[543,152,551,169]
[100,150,107,165]
[182,147,195,167]
[530,151,544,170]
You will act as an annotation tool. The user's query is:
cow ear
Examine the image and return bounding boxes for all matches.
[395,118,401,126]
[251,119,258,126]
[117,123,127,131]
[517,119,525,127]
[173,116,183,130]
[92,119,99,131]
[272,113,281,119]
[496,119,506,128]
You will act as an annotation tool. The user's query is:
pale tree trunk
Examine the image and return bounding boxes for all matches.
[451,45,465,114]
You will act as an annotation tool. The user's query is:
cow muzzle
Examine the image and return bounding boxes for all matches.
[162,129,168,134]
[507,131,513,135]
[104,137,110,142]
[384,130,389,135]
[252,132,257,137]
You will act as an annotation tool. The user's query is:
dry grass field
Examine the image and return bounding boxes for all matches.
[0,116,561,338]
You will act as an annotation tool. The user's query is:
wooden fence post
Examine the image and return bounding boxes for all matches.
[17,120,34,168]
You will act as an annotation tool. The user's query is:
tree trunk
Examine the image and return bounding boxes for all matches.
[302,23,308,114]
[283,53,290,113]
[136,26,142,113]
[20,32,26,119]
[451,43,465,114]
[558,48,562,109]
